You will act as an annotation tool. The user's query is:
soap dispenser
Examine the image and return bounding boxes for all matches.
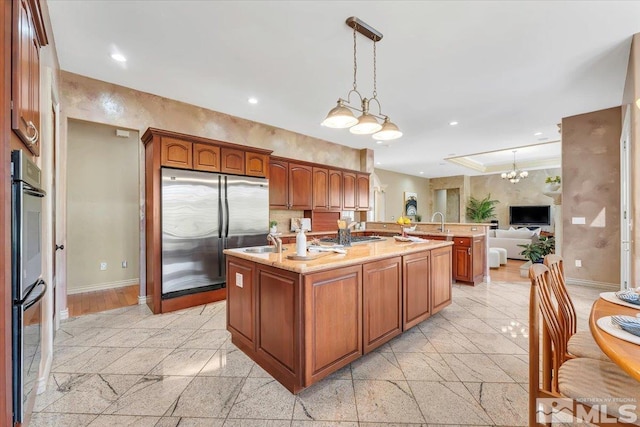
[296,228,307,257]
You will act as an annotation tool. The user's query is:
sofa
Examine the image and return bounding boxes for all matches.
[488,228,540,260]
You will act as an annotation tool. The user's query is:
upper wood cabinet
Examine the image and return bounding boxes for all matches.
[221,147,245,175]
[269,159,312,210]
[194,143,220,172]
[356,174,370,210]
[313,168,342,211]
[161,137,192,169]
[343,172,356,210]
[246,152,269,178]
[328,170,343,210]
[12,0,48,156]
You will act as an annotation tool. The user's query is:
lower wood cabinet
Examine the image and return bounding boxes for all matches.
[431,246,453,313]
[362,257,402,353]
[403,251,431,330]
[425,234,485,285]
[226,257,256,349]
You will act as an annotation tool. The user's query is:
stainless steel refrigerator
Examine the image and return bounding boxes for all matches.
[161,167,269,298]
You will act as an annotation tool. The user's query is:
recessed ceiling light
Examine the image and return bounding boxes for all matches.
[375,140,383,144]
[376,162,381,165]
[449,121,458,126]
[110,53,127,63]
[248,97,258,104]
[534,132,543,136]
[419,171,424,175]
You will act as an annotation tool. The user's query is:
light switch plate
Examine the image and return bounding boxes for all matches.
[572,217,586,225]
[236,272,243,288]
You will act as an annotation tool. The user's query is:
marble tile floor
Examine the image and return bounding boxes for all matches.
[31,280,603,427]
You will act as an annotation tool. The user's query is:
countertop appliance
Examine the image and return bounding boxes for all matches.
[11,150,47,424]
[161,168,269,298]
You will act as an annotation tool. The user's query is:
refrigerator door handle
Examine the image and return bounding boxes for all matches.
[224,176,230,238]
[218,176,223,239]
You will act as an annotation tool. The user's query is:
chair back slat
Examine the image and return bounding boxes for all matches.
[545,254,578,341]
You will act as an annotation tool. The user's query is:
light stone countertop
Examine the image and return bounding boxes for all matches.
[224,237,453,274]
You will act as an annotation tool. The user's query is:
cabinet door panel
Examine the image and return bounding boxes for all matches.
[193,143,220,172]
[221,147,245,174]
[227,258,255,348]
[453,246,471,282]
[356,174,370,210]
[289,163,312,210]
[342,172,356,210]
[403,251,430,330]
[161,137,192,169]
[312,167,329,210]
[363,257,402,353]
[246,152,269,177]
[328,170,342,210]
[431,246,453,314]
[472,236,485,284]
[269,160,289,209]
[304,265,362,385]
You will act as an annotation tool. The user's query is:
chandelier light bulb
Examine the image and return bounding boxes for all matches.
[501,150,528,184]
[322,101,358,128]
[349,113,382,135]
[372,117,403,140]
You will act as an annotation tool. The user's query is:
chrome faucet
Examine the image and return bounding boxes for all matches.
[431,212,445,232]
[267,233,283,253]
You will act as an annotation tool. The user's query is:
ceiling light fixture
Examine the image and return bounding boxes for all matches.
[449,121,459,126]
[534,132,542,136]
[110,53,127,62]
[501,150,528,184]
[321,17,402,141]
[248,97,258,104]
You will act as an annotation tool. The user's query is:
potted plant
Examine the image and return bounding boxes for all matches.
[518,236,555,264]
[269,220,278,234]
[545,176,561,192]
[466,194,499,223]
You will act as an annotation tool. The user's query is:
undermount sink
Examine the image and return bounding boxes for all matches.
[244,246,287,253]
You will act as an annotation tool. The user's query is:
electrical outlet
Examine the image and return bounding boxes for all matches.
[575,260,582,267]
[100,262,107,271]
[122,261,128,268]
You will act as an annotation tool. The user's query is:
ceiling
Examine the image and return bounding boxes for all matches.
[46,1,640,178]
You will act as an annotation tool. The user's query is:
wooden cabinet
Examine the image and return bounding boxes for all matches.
[342,172,370,211]
[403,251,431,330]
[431,246,453,313]
[303,265,362,386]
[269,158,312,210]
[227,257,256,350]
[161,137,192,169]
[313,167,343,211]
[193,143,220,172]
[246,152,269,177]
[451,236,485,284]
[221,147,245,175]
[12,0,48,155]
[362,257,402,353]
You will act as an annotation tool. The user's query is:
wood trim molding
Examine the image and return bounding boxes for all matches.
[141,127,273,155]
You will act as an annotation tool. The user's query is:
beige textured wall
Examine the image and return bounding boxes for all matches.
[66,120,140,292]
[429,175,469,221]
[60,72,361,170]
[469,168,561,230]
[562,107,621,286]
[374,168,430,221]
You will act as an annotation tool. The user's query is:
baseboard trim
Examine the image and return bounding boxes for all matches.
[565,277,619,290]
[59,308,69,320]
[138,295,148,305]
[67,278,139,295]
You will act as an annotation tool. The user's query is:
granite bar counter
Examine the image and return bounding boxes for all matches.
[224,238,453,393]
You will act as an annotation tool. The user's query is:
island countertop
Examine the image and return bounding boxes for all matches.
[224,237,453,274]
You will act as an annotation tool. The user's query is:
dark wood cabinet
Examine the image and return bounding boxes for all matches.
[431,246,453,313]
[269,158,312,210]
[422,234,485,285]
[362,257,402,353]
[161,137,192,169]
[221,147,245,175]
[227,257,256,349]
[356,174,370,210]
[12,0,48,155]
[246,152,269,177]
[193,142,220,172]
[403,251,431,330]
[453,244,471,282]
[312,167,329,210]
[342,172,356,210]
[328,169,343,210]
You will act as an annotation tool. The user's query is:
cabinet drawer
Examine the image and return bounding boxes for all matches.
[453,237,471,247]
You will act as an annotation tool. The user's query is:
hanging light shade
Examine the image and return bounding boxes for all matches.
[373,117,403,140]
[321,17,402,140]
[501,150,528,184]
[321,100,358,128]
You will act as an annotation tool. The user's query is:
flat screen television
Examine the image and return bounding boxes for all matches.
[509,205,551,226]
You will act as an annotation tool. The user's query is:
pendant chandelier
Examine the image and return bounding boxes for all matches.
[501,150,528,184]
[321,17,402,141]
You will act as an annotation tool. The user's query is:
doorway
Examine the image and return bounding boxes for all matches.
[66,120,140,314]
[434,188,460,222]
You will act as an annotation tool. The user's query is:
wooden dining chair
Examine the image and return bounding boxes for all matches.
[529,264,640,426]
[544,254,609,361]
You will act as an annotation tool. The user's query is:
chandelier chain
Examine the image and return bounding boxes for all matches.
[372,41,377,99]
[352,24,358,92]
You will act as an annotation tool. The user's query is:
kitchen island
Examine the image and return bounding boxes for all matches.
[224,237,453,393]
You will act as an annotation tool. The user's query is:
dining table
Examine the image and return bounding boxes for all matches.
[589,296,640,381]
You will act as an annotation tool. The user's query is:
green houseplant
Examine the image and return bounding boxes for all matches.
[518,236,555,263]
[269,220,278,233]
[466,194,499,223]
